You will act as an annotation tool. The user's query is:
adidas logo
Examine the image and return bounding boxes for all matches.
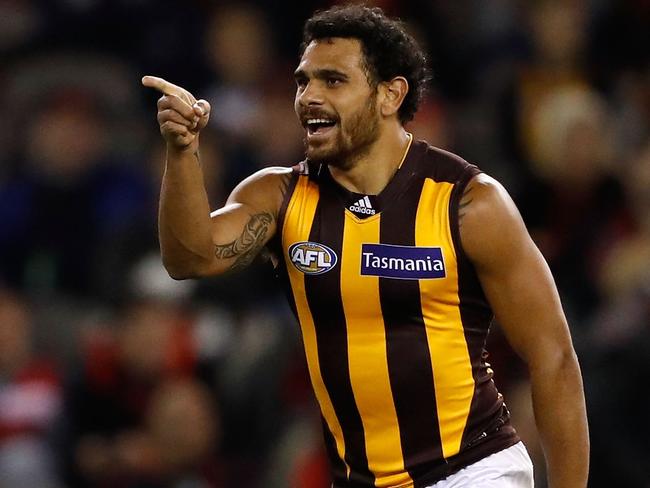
[349,196,376,215]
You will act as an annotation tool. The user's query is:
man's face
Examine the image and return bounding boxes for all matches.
[294,38,380,167]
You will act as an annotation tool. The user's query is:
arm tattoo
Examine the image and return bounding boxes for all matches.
[458,184,474,227]
[214,212,274,271]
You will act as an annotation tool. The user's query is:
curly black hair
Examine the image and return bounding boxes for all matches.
[301,4,430,124]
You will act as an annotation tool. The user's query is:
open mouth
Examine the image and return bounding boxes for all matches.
[305,118,337,137]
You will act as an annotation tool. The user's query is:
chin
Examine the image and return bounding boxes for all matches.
[305,144,335,164]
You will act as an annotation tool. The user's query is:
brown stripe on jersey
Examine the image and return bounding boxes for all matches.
[322,415,348,483]
[448,172,519,451]
[273,170,302,319]
[305,189,375,487]
[276,167,301,241]
[378,176,445,482]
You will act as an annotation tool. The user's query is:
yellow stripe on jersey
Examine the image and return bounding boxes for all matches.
[340,213,411,487]
[416,178,474,459]
[282,177,350,477]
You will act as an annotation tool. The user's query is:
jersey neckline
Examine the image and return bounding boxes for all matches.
[315,136,421,218]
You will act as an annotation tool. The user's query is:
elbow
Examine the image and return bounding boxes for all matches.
[161,253,219,280]
[165,268,194,281]
[161,256,202,281]
[163,264,194,281]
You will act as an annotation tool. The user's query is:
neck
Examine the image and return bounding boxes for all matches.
[328,125,411,195]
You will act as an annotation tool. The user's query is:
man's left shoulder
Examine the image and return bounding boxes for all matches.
[414,140,482,184]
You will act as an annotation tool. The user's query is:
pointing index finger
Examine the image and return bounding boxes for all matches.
[142,75,198,107]
[141,76,184,96]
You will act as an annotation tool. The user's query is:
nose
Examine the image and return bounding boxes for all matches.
[297,80,324,107]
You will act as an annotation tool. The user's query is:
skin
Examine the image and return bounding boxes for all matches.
[294,38,381,169]
[143,36,588,487]
[294,38,411,194]
[459,176,589,487]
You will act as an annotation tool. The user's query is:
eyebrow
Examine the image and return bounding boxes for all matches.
[293,68,350,81]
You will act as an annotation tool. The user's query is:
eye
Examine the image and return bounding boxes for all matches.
[326,77,342,87]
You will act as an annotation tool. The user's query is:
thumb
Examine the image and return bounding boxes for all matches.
[194,100,211,131]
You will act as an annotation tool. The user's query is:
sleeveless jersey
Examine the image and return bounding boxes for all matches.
[274,139,519,487]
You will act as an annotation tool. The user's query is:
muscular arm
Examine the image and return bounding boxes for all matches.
[459,174,589,488]
[143,75,292,279]
[160,149,290,279]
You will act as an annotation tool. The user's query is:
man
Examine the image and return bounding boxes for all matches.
[143,5,588,487]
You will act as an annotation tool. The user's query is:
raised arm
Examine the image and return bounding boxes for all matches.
[458,174,589,488]
[142,76,290,279]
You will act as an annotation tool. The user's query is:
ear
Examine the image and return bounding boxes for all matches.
[378,77,409,118]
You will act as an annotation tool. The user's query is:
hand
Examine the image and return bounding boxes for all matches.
[142,75,211,151]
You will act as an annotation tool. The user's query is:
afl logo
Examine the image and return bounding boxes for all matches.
[289,241,338,275]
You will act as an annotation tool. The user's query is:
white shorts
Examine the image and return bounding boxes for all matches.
[426,442,534,488]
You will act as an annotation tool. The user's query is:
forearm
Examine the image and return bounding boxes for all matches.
[530,351,589,488]
[159,143,215,278]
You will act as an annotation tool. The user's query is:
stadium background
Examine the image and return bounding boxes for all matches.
[0,0,647,486]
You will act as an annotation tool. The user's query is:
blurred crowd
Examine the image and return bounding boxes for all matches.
[0,0,648,487]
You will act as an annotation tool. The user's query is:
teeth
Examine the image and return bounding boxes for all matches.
[306,118,334,125]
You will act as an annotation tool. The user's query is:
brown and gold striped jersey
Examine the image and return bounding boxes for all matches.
[274,139,519,487]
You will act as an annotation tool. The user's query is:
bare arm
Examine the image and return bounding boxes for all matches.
[459,174,589,488]
[142,76,291,279]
